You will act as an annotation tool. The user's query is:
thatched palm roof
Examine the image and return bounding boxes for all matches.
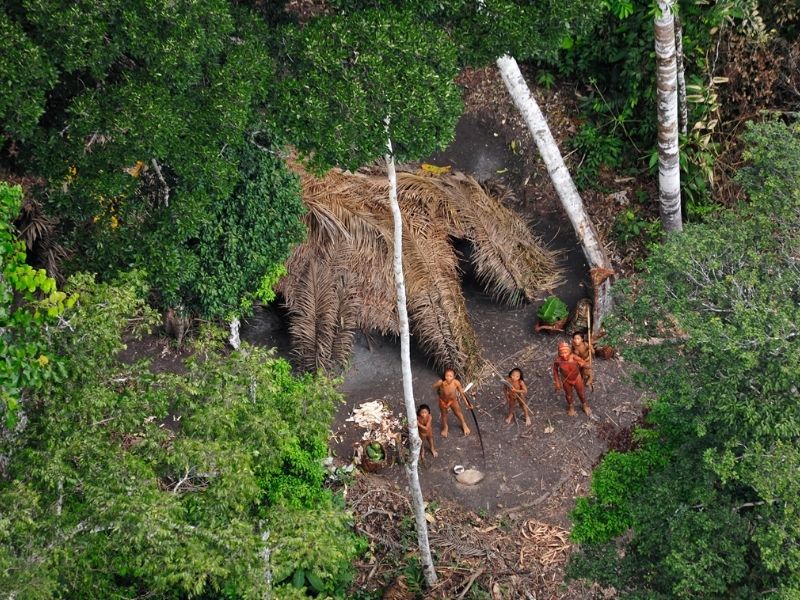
[279,164,563,379]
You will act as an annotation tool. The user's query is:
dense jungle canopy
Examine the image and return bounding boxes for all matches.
[1,0,799,598]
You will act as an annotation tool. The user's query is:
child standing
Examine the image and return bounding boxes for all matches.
[416,404,438,458]
[571,333,594,391]
[432,368,471,438]
[504,367,531,426]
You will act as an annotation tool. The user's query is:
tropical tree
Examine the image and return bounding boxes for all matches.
[0,271,363,599]
[268,8,464,585]
[324,0,603,66]
[569,120,800,597]
[1,1,306,320]
[655,0,683,231]
[552,0,769,217]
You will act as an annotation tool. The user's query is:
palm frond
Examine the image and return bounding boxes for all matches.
[457,177,563,305]
[401,215,480,378]
[15,195,68,282]
[287,260,338,372]
[329,268,359,370]
[364,170,563,305]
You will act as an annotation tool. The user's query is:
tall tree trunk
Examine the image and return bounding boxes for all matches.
[496,55,613,336]
[385,123,437,587]
[675,15,688,136]
[655,0,683,232]
[229,317,241,350]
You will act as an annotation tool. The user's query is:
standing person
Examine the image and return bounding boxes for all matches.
[553,341,592,416]
[416,404,438,458]
[571,333,594,391]
[432,368,471,438]
[504,367,531,426]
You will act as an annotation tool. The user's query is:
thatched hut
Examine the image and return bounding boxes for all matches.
[279,165,563,379]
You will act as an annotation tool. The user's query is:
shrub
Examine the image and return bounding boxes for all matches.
[0,273,363,598]
[0,183,74,429]
[569,120,800,597]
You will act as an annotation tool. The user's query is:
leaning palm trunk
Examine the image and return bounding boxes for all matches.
[655,0,683,232]
[496,55,613,335]
[385,125,437,587]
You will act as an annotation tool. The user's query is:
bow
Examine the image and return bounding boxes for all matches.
[462,382,485,461]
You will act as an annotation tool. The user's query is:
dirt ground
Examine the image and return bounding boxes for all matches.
[276,69,646,599]
[329,246,642,527]
[325,74,644,518]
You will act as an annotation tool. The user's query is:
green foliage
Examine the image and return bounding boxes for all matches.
[443,0,604,66]
[268,8,462,172]
[179,142,306,318]
[401,555,425,596]
[678,75,727,219]
[536,70,556,89]
[62,136,303,320]
[2,2,305,318]
[269,504,368,597]
[571,431,666,544]
[536,296,568,324]
[324,0,603,66]
[255,263,289,307]
[0,183,74,428]
[557,0,663,156]
[567,121,623,187]
[569,120,800,597]
[559,0,758,205]
[0,273,362,598]
[613,208,662,245]
[602,0,635,20]
[0,10,56,138]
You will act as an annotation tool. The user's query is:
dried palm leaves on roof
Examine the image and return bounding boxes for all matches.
[279,164,563,378]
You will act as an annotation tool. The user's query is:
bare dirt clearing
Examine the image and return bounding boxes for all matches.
[298,68,646,598]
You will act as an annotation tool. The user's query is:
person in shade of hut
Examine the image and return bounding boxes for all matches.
[553,341,592,417]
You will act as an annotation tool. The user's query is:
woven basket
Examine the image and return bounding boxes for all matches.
[596,345,616,359]
[534,316,568,334]
[359,441,388,473]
